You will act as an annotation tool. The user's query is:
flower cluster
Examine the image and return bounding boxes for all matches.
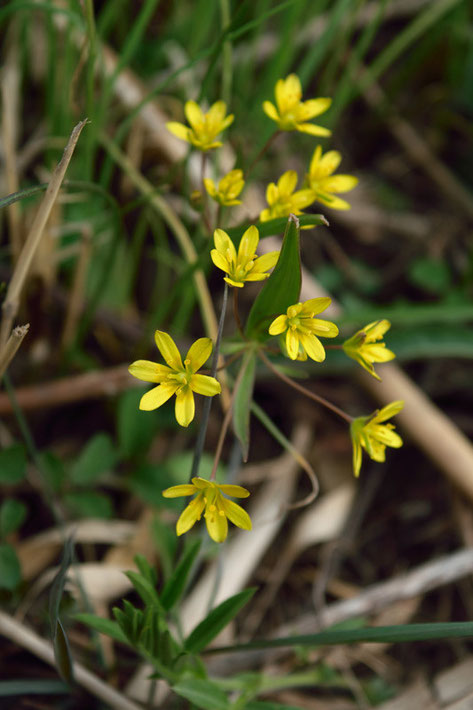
[126,73,406,544]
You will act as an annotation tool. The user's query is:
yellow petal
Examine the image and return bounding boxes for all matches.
[162,484,197,498]
[375,400,404,423]
[211,249,230,274]
[372,426,403,448]
[352,436,362,478]
[220,114,234,131]
[318,193,351,210]
[299,332,326,362]
[224,277,244,288]
[238,225,259,261]
[175,387,195,427]
[155,330,183,370]
[139,382,178,411]
[166,122,190,142]
[186,337,212,372]
[262,101,279,122]
[297,123,331,137]
[220,498,252,530]
[290,189,316,209]
[311,318,339,338]
[269,314,288,336]
[365,320,391,340]
[217,484,250,498]
[213,228,236,262]
[309,144,323,174]
[190,373,221,396]
[184,100,203,129]
[365,345,396,363]
[176,495,206,535]
[302,97,332,119]
[192,477,212,489]
[315,149,342,177]
[252,251,279,274]
[259,208,272,222]
[286,328,300,360]
[278,170,298,196]
[207,100,227,128]
[129,360,172,382]
[302,297,332,315]
[322,175,358,193]
[204,178,217,198]
[205,504,228,543]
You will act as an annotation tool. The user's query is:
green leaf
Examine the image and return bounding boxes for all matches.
[134,554,158,587]
[232,350,257,461]
[244,703,303,710]
[74,613,129,644]
[172,678,230,710]
[161,539,201,611]
[0,445,26,485]
[125,571,165,612]
[185,588,257,654]
[49,538,74,637]
[64,491,113,519]
[245,216,302,339]
[40,451,66,493]
[225,214,327,243]
[206,622,473,655]
[70,433,116,485]
[0,543,21,590]
[0,679,69,696]
[0,499,27,538]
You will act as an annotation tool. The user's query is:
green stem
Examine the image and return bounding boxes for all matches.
[189,283,229,482]
[232,288,245,339]
[219,0,232,105]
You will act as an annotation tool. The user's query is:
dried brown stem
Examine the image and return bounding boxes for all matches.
[0,119,88,346]
[0,324,29,380]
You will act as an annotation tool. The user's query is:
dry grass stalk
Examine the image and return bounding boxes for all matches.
[0,119,88,347]
[1,52,22,260]
[0,323,29,379]
[61,225,92,350]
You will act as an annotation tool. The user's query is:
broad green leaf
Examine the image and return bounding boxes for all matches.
[64,491,113,519]
[0,499,27,538]
[40,451,66,493]
[70,433,116,484]
[0,445,26,485]
[74,613,129,644]
[53,619,74,684]
[185,588,257,654]
[232,350,257,461]
[225,214,327,244]
[172,678,230,710]
[0,543,21,590]
[206,621,473,655]
[245,216,302,339]
[161,539,201,611]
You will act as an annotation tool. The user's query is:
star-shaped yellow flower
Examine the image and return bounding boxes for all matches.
[162,477,251,543]
[204,169,245,206]
[166,100,234,151]
[260,170,315,223]
[343,320,396,381]
[306,145,358,210]
[211,225,279,288]
[263,74,331,135]
[129,332,221,427]
[350,401,404,478]
[269,298,339,362]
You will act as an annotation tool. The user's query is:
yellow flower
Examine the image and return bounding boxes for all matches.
[263,74,331,135]
[350,401,404,478]
[162,476,251,543]
[306,145,358,210]
[166,100,234,151]
[204,169,244,206]
[129,332,221,427]
[260,170,315,222]
[211,225,279,288]
[269,298,339,362]
[343,320,396,381]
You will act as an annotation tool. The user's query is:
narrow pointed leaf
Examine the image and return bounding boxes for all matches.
[185,587,256,654]
[74,613,129,644]
[245,216,302,339]
[53,620,74,684]
[173,678,230,710]
[225,214,328,243]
